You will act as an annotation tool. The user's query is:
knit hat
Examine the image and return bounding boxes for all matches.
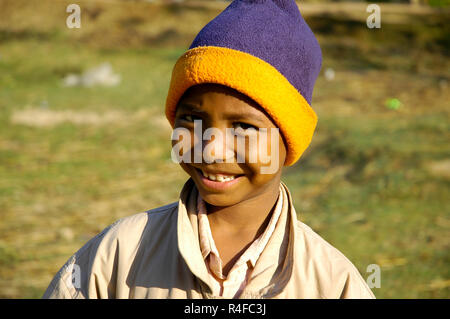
[165,0,322,166]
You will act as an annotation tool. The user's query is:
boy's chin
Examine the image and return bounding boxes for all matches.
[197,191,243,208]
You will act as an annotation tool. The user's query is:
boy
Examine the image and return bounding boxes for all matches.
[43,0,375,299]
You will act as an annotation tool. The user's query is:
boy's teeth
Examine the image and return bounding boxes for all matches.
[200,170,236,182]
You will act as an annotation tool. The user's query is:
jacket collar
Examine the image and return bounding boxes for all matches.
[176,178,298,298]
[241,181,297,298]
[176,179,212,291]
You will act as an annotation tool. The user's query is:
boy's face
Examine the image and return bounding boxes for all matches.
[172,83,287,207]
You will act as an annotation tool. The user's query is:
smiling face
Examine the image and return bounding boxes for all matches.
[172,83,287,207]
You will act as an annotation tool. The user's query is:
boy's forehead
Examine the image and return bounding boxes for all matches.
[181,83,249,103]
[178,84,269,118]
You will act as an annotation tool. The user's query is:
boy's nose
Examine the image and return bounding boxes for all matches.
[201,128,235,164]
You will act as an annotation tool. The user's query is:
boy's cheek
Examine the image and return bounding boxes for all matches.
[246,140,285,177]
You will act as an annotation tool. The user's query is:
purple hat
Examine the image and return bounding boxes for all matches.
[166,0,322,166]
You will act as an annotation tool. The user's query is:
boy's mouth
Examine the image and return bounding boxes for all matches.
[193,167,245,190]
[199,169,239,182]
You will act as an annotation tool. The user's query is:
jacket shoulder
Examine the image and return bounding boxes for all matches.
[100,201,179,239]
[295,220,354,263]
[294,221,376,299]
[42,202,179,299]
[76,201,180,261]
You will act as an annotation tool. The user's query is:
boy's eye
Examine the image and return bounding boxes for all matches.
[234,122,258,131]
[181,114,201,122]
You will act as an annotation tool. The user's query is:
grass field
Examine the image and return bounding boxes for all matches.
[0,0,449,298]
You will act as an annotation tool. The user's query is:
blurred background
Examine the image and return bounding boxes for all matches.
[0,0,449,298]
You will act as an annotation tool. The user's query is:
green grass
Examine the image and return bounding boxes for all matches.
[0,0,449,298]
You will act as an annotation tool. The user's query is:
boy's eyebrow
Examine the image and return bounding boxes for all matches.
[224,112,267,125]
[177,102,208,114]
[178,102,270,126]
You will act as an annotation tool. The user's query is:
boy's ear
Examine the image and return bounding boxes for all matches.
[279,133,288,165]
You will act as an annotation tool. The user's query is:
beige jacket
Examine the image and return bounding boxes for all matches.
[43,179,375,299]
